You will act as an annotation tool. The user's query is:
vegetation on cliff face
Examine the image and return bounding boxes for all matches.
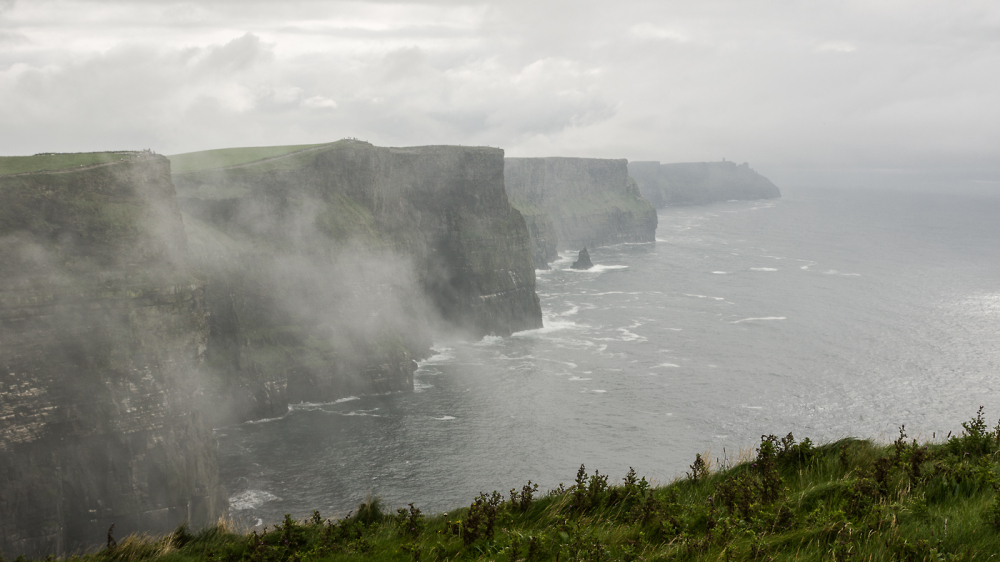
[32,409,999,562]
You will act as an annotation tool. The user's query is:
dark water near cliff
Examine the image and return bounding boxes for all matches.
[217,186,1000,525]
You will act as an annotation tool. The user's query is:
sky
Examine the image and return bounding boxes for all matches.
[1,0,999,188]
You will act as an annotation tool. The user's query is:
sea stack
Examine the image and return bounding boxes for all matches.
[571,247,594,270]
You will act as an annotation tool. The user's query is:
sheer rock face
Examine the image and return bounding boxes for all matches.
[0,157,226,559]
[172,141,542,426]
[504,158,657,268]
[628,161,781,207]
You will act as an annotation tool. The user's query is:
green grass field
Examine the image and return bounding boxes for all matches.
[0,152,135,175]
[168,144,333,174]
[32,409,999,561]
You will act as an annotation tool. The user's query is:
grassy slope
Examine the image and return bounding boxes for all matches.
[0,152,135,175]
[167,144,332,174]
[41,410,999,562]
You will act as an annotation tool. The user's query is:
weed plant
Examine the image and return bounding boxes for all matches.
[12,409,1000,561]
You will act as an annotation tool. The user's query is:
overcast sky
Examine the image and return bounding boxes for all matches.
[2,0,998,187]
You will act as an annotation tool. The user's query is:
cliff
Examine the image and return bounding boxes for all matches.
[628,160,781,207]
[0,154,226,558]
[503,158,657,268]
[170,140,542,426]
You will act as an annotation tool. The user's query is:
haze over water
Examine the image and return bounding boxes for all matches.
[218,185,1000,525]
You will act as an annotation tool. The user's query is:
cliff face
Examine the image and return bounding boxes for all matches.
[0,155,226,558]
[504,158,657,268]
[628,161,781,207]
[171,141,541,426]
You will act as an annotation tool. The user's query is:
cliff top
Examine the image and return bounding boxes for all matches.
[0,151,147,176]
[169,141,503,175]
[168,143,334,174]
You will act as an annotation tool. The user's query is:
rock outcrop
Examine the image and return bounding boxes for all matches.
[0,154,226,558]
[628,161,780,207]
[171,140,542,426]
[571,248,594,270]
[504,158,657,268]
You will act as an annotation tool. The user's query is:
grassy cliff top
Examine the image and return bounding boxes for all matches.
[0,152,137,176]
[21,409,999,561]
[168,143,336,174]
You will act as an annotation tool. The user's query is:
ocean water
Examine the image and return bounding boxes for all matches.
[216,186,1000,525]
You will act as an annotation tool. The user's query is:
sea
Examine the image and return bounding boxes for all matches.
[216,185,1000,525]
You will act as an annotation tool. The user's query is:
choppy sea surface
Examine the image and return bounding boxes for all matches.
[218,186,1000,525]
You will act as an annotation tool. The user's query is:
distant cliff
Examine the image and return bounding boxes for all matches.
[504,158,657,268]
[0,154,226,558]
[628,161,780,207]
[171,141,542,426]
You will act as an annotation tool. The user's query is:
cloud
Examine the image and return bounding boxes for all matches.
[815,41,857,53]
[301,95,337,109]
[0,0,998,186]
[628,23,689,43]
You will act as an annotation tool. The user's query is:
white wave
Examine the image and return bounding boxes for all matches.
[244,414,286,424]
[616,328,647,342]
[731,317,787,324]
[712,271,727,275]
[822,270,861,277]
[800,265,810,270]
[433,416,456,421]
[589,291,625,296]
[335,396,360,403]
[513,318,583,337]
[564,264,629,273]
[561,305,580,316]
[750,267,778,272]
[420,347,455,364]
[413,380,433,393]
[658,363,680,368]
[229,490,280,511]
[684,294,725,301]
[568,376,592,381]
[592,389,607,393]
[474,335,504,346]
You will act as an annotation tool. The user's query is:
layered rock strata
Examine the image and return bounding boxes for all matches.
[628,161,781,207]
[504,157,657,268]
[171,140,542,426]
[0,155,226,558]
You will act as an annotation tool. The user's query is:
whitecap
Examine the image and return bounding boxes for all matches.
[474,335,504,346]
[750,267,778,272]
[244,414,286,424]
[657,363,680,368]
[592,390,607,393]
[433,416,456,421]
[568,376,592,381]
[229,490,280,511]
[731,317,787,324]
[684,294,725,301]
[564,264,628,273]
[712,271,727,275]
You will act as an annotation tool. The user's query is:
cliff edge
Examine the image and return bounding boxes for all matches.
[504,157,657,268]
[628,161,780,207]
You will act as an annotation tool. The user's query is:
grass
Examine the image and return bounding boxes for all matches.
[0,152,137,175]
[167,144,333,174]
[21,409,1000,561]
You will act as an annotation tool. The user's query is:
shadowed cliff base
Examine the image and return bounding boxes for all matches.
[628,160,781,207]
[170,140,542,426]
[504,157,657,269]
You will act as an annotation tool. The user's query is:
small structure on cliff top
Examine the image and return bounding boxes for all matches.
[571,247,594,270]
